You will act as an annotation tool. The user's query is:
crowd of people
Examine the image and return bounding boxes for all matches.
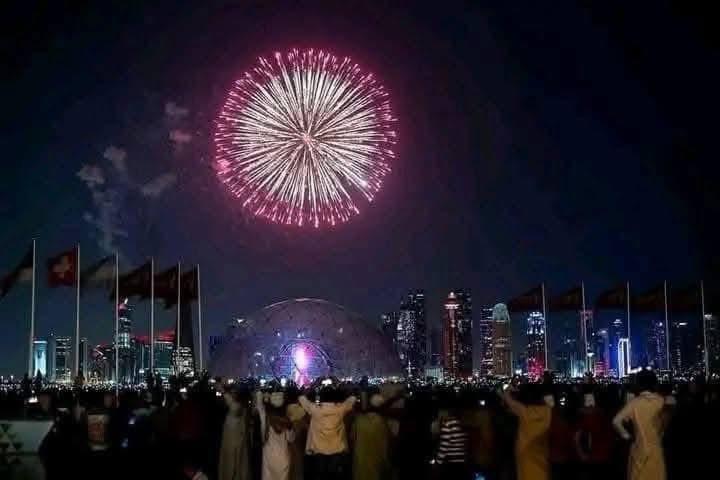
[1,370,719,480]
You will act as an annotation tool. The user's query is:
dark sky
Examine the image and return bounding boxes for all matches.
[1,1,718,375]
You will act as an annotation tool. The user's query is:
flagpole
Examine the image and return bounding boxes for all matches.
[664,280,670,371]
[701,280,708,379]
[197,264,203,372]
[114,252,119,399]
[28,239,36,377]
[150,258,155,374]
[74,243,80,379]
[626,281,631,341]
[541,282,548,369]
[581,281,588,373]
[176,261,181,373]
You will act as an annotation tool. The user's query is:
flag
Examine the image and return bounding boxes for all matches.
[163,268,198,309]
[154,265,179,309]
[595,284,627,309]
[80,256,115,291]
[181,268,198,301]
[549,285,583,311]
[670,284,701,313]
[0,247,33,298]
[46,248,77,287]
[110,261,152,300]
[507,285,543,312]
[633,284,665,312]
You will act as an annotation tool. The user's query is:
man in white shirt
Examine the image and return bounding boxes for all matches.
[298,384,357,480]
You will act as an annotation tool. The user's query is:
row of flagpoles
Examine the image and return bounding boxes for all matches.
[506,281,718,374]
[0,240,203,379]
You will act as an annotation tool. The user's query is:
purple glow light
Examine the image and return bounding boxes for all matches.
[293,346,309,370]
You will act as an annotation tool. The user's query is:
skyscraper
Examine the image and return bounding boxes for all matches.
[380,311,400,347]
[32,339,48,378]
[395,290,427,377]
[117,299,136,383]
[54,336,72,383]
[526,311,546,379]
[78,337,89,379]
[477,306,494,375]
[442,291,472,379]
[595,328,610,377]
[618,337,631,378]
[609,318,624,375]
[671,320,695,373]
[704,314,720,376]
[579,310,595,373]
[647,320,668,370]
[174,297,196,373]
[492,303,512,376]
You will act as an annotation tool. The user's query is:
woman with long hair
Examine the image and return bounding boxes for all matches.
[256,390,294,480]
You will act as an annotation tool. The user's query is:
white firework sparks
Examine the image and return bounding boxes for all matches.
[215,48,397,227]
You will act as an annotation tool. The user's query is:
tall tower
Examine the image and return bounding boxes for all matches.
[671,320,693,373]
[396,290,427,377]
[492,303,512,376]
[32,339,48,378]
[595,329,610,377]
[704,314,720,377]
[54,336,72,383]
[477,307,494,375]
[647,320,668,370]
[618,337,631,378]
[579,310,595,373]
[442,291,473,379]
[117,299,135,383]
[526,311,546,379]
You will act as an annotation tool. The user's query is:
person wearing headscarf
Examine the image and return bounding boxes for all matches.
[612,369,667,480]
[219,388,252,480]
[256,390,294,480]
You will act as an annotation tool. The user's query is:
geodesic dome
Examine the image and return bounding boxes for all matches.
[210,298,401,379]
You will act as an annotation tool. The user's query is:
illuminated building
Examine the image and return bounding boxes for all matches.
[394,290,427,377]
[174,299,196,374]
[671,320,695,373]
[594,329,610,377]
[609,318,624,375]
[477,306,494,375]
[491,303,512,376]
[704,314,720,376]
[78,337,88,379]
[579,310,594,373]
[53,336,72,383]
[154,334,175,379]
[647,321,668,370]
[117,299,136,383]
[618,337,631,378]
[526,311,546,379]
[32,340,48,378]
[442,291,473,379]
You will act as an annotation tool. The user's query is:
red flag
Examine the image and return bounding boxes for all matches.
[670,284,701,313]
[549,286,583,311]
[110,261,152,300]
[47,248,78,287]
[507,285,543,312]
[595,284,627,309]
[155,265,180,309]
[0,246,33,298]
[633,284,666,312]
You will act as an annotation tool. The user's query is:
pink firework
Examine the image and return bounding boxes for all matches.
[215,49,397,227]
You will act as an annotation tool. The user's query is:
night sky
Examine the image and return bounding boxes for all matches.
[2,2,718,375]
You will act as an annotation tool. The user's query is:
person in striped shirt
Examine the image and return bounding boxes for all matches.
[433,397,471,479]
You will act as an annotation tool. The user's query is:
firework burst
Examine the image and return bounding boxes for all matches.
[215,49,397,227]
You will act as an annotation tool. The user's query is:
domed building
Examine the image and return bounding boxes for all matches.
[210,298,401,381]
